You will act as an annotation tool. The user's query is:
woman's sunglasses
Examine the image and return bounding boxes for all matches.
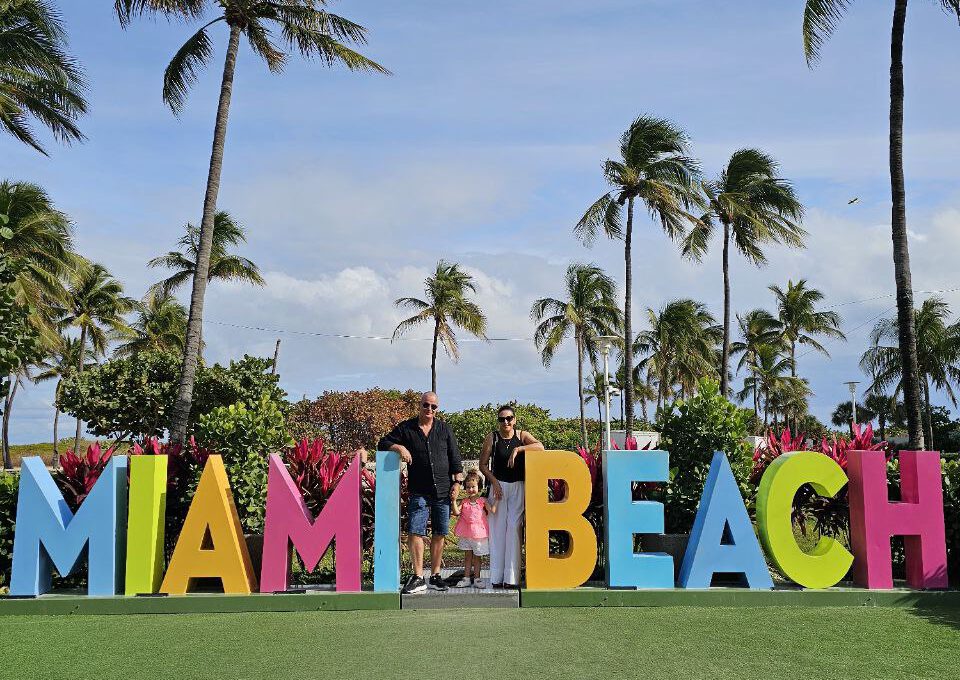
[421,402,439,411]
[497,415,515,423]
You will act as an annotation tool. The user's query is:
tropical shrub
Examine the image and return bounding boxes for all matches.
[749,424,887,539]
[287,389,420,451]
[196,394,292,534]
[283,439,377,569]
[444,403,596,457]
[655,379,751,533]
[0,252,39,403]
[54,443,115,511]
[0,471,17,587]
[58,350,286,442]
[130,437,212,555]
[943,458,960,583]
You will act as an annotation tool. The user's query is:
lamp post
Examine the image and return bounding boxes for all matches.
[599,336,619,450]
[845,381,860,434]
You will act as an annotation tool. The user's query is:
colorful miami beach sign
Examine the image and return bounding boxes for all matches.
[7,448,949,596]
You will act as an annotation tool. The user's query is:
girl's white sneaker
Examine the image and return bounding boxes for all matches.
[454,578,471,588]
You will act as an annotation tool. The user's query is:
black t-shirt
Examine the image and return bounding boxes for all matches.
[491,430,524,484]
[377,417,463,497]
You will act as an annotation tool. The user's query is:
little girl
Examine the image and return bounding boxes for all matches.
[452,470,493,588]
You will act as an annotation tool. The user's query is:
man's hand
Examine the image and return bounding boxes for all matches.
[450,482,461,502]
[394,446,412,464]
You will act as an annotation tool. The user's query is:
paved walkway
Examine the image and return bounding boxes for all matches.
[400,569,519,609]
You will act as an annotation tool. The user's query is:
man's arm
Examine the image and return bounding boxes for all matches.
[377,422,412,464]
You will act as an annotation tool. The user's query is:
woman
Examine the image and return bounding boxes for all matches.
[479,404,544,588]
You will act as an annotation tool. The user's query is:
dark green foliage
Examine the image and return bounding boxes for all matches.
[195,394,292,534]
[57,350,286,442]
[0,253,39,401]
[655,380,751,533]
[0,470,17,586]
[443,403,597,458]
[942,458,960,583]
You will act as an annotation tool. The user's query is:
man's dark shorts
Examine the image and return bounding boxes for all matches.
[408,494,451,537]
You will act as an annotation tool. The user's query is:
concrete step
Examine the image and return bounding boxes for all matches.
[400,569,520,609]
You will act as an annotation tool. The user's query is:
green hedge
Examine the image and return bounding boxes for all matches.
[442,403,599,457]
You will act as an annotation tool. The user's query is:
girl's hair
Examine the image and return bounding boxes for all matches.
[463,469,483,489]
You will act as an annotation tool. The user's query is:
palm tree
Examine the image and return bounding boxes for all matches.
[33,336,93,467]
[737,343,796,429]
[575,115,702,440]
[730,308,782,419]
[861,297,960,449]
[634,299,721,412]
[802,0,960,449]
[149,212,264,296]
[118,0,389,444]
[0,181,74,342]
[769,279,845,379]
[58,261,134,452]
[681,149,804,396]
[148,211,261,354]
[531,263,620,449]
[863,391,904,441]
[392,261,488,393]
[114,289,188,357]
[0,0,87,154]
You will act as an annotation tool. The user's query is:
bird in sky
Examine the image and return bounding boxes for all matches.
[848,197,860,205]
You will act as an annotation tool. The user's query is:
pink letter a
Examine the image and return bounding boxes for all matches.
[260,453,361,592]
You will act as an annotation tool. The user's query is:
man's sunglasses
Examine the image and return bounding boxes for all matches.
[421,403,439,411]
[497,415,515,423]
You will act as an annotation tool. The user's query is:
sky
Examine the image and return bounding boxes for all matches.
[4,1,960,444]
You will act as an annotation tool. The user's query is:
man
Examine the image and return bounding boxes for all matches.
[378,391,463,594]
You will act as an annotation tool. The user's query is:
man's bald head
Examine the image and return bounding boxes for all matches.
[419,391,439,421]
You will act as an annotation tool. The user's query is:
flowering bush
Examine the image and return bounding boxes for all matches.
[748,424,888,538]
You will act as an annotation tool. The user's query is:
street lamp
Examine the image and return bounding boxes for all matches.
[598,335,619,450]
[845,381,860,434]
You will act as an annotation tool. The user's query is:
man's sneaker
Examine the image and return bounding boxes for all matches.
[401,575,426,594]
[428,573,449,591]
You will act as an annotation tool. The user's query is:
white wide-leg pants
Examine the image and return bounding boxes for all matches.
[488,480,524,585]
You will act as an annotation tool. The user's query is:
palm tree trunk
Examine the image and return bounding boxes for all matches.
[790,340,797,378]
[52,380,61,468]
[73,324,88,454]
[169,23,243,444]
[623,197,635,439]
[1,374,14,469]
[752,365,760,418]
[923,375,933,450]
[720,219,731,397]
[889,0,924,450]
[430,320,439,393]
[577,333,587,449]
[52,408,60,468]
[763,386,769,429]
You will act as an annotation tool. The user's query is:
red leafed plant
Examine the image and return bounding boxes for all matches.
[283,438,377,558]
[749,424,889,537]
[55,443,115,511]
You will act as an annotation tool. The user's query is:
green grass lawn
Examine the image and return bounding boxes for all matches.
[2,606,959,679]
